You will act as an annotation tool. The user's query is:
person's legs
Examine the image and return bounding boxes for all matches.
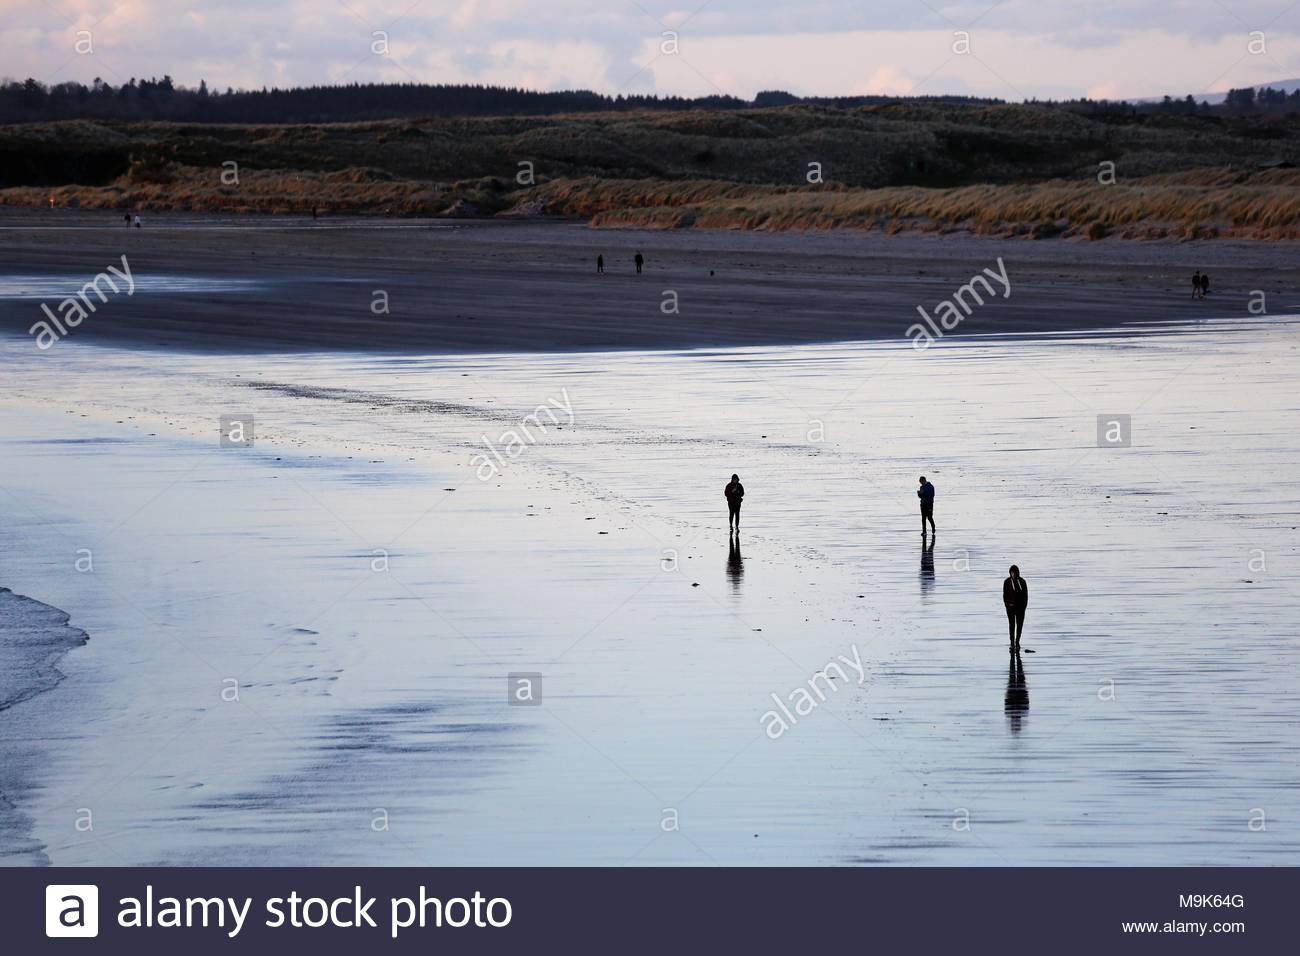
[927,509,936,534]
[1014,610,1025,645]
[1007,609,1017,645]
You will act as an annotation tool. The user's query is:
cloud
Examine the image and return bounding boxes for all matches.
[2,1,1298,100]
[853,66,915,96]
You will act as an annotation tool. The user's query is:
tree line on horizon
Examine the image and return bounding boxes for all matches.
[1,76,1297,124]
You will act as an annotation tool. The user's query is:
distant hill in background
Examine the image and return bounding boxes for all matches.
[1130,78,1300,106]
[5,99,1300,239]
[6,77,1300,240]
[7,75,1300,125]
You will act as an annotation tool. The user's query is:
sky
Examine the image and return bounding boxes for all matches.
[4,0,1300,101]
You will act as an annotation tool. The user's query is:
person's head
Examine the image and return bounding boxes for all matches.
[919,475,927,485]
[1009,564,1020,578]
[731,473,739,482]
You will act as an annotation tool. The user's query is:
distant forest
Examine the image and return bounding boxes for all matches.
[1,76,1298,123]
[0,77,994,123]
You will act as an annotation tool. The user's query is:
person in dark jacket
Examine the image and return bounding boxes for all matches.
[725,474,744,532]
[1003,564,1028,649]
[1192,271,1202,299]
[596,254,604,274]
[634,251,644,274]
[917,476,936,536]
[1199,272,1210,297]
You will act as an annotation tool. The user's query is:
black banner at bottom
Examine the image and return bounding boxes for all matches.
[6,867,1290,953]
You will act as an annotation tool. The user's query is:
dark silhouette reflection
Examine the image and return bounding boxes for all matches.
[1005,650,1029,734]
[726,535,744,595]
[919,537,935,597]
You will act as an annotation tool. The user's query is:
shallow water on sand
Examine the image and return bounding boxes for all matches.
[1,317,1298,865]
[0,275,264,299]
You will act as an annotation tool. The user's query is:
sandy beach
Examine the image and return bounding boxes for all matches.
[0,210,1294,352]
[2,262,1299,864]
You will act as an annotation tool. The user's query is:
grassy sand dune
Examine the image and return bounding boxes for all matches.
[4,103,1300,236]
[528,168,1300,238]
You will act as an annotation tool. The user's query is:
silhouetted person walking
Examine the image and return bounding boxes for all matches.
[1199,272,1210,298]
[634,251,644,274]
[917,475,936,536]
[1003,564,1028,649]
[1192,271,1202,299]
[725,474,744,532]
[596,254,604,274]
[1005,650,1028,733]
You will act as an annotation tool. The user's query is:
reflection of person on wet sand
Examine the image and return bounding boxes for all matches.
[727,535,744,593]
[725,474,744,532]
[1005,650,1028,733]
[920,537,934,595]
[1003,564,1028,649]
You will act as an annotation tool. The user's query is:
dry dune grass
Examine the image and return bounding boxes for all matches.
[526,169,1300,238]
[5,107,1300,237]
[0,164,499,216]
[12,164,1300,238]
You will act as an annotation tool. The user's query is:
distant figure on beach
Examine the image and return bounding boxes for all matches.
[634,251,644,274]
[312,206,318,220]
[1005,650,1028,732]
[1192,271,1202,299]
[1199,272,1210,298]
[1003,564,1028,649]
[596,254,604,274]
[133,214,142,228]
[123,214,131,226]
[917,476,936,536]
[725,474,744,532]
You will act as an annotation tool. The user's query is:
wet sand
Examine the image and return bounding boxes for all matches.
[2,316,1298,865]
[0,210,1294,352]
[0,589,87,864]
